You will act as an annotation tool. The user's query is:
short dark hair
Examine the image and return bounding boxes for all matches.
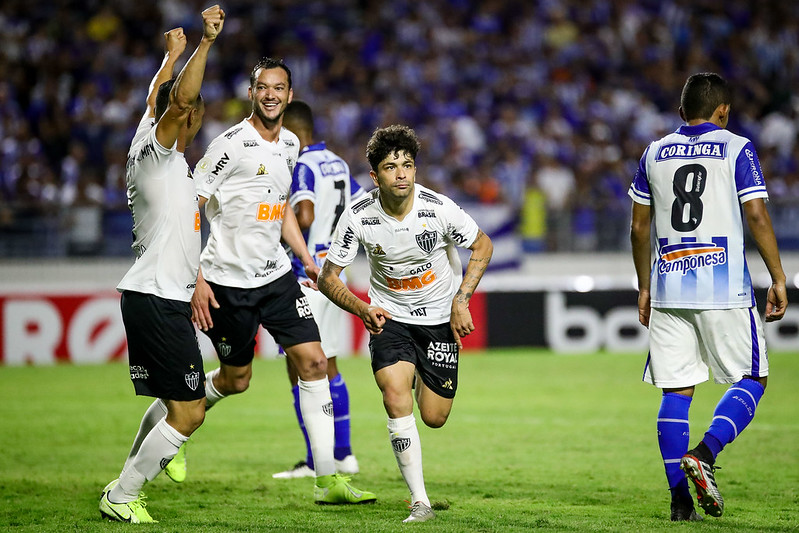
[250,57,292,89]
[283,100,314,131]
[366,125,421,171]
[154,78,202,121]
[680,72,731,122]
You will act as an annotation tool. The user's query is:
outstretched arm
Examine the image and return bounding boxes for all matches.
[144,28,187,119]
[450,230,492,348]
[154,5,224,149]
[630,201,653,327]
[318,260,391,334]
[744,198,787,322]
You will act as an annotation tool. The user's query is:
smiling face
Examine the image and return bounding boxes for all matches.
[248,67,293,128]
[370,149,416,203]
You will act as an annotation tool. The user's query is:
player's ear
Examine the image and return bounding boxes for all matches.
[678,106,686,122]
[370,170,378,186]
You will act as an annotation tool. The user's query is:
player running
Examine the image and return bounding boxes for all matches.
[318,125,493,522]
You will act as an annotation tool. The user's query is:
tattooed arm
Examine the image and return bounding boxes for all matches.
[318,260,392,335]
[450,229,493,348]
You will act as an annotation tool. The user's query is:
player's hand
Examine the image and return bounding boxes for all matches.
[637,289,651,328]
[765,281,787,322]
[360,306,391,335]
[163,28,187,57]
[303,262,320,284]
[201,5,225,42]
[300,278,318,291]
[191,275,220,331]
[450,302,474,349]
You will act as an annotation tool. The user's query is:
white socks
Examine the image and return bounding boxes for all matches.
[298,378,336,477]
[122,398,168,472]
[388,414,429,506]
[110,419,188,503]
[204,368,225,410]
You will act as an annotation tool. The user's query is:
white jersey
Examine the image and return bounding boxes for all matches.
[327,184,479,325]
[288,141,366,279]
[194,119,300,288]
[117,114,201,301]
[629,122,769,309]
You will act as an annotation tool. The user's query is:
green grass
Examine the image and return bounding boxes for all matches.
[1,349,798,532]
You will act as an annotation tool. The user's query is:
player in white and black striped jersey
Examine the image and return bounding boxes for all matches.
[318,125,493,522]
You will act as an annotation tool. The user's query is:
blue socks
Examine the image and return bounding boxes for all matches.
[292,373,353,467]
[330,373,352,460]
[657,392,692,499]
[702,378,765,460]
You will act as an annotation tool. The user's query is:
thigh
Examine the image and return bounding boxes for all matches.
[409,322,460,400]
[645,308,708,389]
[204,282,259,367]
[696,306,768,383]
[301,284,347,358]
[259,273,321,348]
[121,291,205,401]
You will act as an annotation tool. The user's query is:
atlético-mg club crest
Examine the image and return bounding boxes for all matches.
[415,230,437,254]
[185,371,200,391]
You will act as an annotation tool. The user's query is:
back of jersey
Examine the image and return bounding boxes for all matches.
[629,123,769,309]
[289,142,365,278]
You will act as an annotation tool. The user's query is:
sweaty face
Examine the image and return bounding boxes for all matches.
[371,150,416,200]
[248,67,292,127]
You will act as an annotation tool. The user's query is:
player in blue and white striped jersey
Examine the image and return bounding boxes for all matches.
[630,72,787,521]
[271,100,367,479]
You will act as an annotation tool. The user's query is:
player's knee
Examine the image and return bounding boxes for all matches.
[420,411,449,429]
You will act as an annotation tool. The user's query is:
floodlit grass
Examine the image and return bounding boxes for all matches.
[1,349,797,532]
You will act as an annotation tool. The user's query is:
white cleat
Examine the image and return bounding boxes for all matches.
[272,461,315,479]
[403,501,436,523]
[335,455,360,475]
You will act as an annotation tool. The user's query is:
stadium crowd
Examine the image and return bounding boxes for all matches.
[1,0,798,257]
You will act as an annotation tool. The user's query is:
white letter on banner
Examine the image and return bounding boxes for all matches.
[3,300,61,365]
[68,298,126,363]
[545,292,602,352]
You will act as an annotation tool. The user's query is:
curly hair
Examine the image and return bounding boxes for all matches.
[366,125,421,171]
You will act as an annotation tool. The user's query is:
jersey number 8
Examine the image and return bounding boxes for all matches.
[670,163,706,232]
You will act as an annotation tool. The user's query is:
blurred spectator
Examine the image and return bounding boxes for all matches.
[1,0,798,256]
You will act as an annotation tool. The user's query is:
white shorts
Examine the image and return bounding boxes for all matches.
[643,306,768,388]
[300,284,349,358]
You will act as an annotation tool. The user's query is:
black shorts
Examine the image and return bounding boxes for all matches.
[204,272,321,366]
[121,291,205,401]
[369,320,459,399]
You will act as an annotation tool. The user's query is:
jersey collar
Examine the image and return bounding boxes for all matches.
[676,122,721,136]
[300,141,326,155]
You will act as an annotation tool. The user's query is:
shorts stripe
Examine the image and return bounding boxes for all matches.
[663,459,682,464]
[642,352,651,382]
[713,415,738,438]
[749,308,761,377]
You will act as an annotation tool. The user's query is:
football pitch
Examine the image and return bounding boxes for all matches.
[1,349,797,532]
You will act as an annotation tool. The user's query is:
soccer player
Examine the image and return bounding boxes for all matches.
[101,6,224,523]
[188,59,376,504]
[629,72,787,521]
[271,100,367,479]
[318,125,493,522]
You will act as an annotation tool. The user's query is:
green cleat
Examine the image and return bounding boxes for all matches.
[164,442,188,483]
[314,474,377,505]
[99,491,157,523]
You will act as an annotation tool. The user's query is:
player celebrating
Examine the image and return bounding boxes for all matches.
[629,72,787,521]
[272,100,366,479]
[188,58,375,504]
[101,6,224,523]
[318,125,493,522]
